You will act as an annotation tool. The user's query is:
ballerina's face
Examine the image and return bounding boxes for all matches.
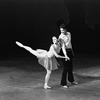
[52,37,58,44]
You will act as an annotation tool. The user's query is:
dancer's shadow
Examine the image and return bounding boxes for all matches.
[46,73,100,89]
[73,73,100,85]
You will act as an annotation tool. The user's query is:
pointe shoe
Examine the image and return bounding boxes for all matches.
[16,41,23,47]
[44,85,51,89]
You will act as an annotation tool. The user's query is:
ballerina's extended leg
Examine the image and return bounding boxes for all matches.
[16,41,47,58]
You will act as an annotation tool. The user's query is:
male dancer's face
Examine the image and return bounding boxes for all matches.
[60,28,65,34]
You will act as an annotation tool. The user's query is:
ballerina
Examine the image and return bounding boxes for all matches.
[16,36,69,89]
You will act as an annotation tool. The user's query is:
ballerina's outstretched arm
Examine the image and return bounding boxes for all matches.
[16,41,47,58]
[50,45,68,59]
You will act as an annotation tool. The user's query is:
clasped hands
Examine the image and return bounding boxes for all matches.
[65,56,70,61]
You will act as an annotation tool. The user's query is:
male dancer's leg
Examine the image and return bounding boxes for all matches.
[67,50,74,83]
[67,58,74,82]
[61,59,68,86]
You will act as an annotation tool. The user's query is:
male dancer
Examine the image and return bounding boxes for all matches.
[59,24,78,88]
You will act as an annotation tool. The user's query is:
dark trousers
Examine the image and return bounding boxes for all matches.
[61,49,74,86]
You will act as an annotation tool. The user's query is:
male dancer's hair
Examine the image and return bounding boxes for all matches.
[59,24,66,29]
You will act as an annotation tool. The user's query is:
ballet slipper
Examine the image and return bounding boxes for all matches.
[16,41,23,47]
[44,85,51,89]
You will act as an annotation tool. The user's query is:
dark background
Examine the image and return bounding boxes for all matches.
[0,0,100,60]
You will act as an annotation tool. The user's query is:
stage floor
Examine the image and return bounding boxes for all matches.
[0,55,100,100]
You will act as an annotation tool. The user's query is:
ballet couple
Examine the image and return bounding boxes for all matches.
[16,24,78,89]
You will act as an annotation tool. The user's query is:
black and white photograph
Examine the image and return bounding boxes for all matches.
[0,0,100,100]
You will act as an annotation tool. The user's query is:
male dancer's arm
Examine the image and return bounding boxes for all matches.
[67,32,74,56]
[62,42,70,60]
[58,35,69,60]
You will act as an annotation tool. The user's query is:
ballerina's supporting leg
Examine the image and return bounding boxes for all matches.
[44,69,51,89]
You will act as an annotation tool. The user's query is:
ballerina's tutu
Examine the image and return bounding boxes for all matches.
[38,56,59,70]
[35,49,59,70]
[36,49,47,54]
